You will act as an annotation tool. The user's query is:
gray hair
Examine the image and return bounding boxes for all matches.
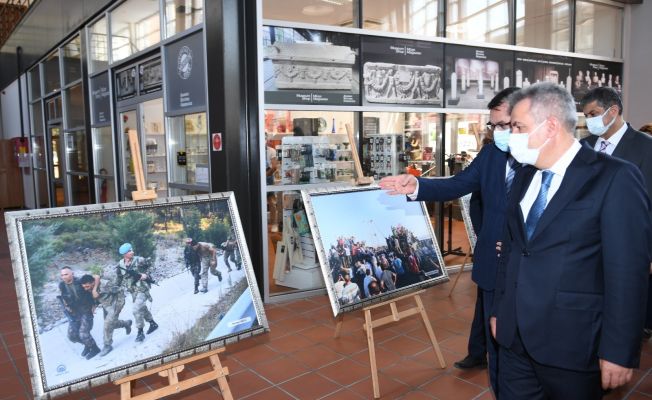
[508,82,577,133]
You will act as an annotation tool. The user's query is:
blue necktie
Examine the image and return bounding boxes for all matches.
[505,157,520,197]
[525,171,554,240]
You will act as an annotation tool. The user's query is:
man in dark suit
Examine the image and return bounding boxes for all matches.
[580,87,652,337]
[490,82,650,398]
[379,87,520,394]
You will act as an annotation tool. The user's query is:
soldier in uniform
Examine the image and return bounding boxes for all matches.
[58,267,101,359]
[92,258,133,357]
[222,234,241,272]
[118,243,158,343]
[191,240,222,293]
[184,238,202,294]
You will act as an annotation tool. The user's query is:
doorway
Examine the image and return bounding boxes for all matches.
[47,124,65,206]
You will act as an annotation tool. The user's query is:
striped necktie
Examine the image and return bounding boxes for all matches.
[505,157,519,197]
[598,140,610,153]
[525,171,554,240]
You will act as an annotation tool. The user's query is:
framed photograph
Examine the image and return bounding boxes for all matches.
[571,58,623,111]
[4,193,268,399]
[302,186,448,316]
[514,51,573,94]
[458,193,477,250]
[263,25,360,106]
[444,44,513,109]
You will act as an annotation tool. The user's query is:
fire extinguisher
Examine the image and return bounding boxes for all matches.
[11,137,29,167]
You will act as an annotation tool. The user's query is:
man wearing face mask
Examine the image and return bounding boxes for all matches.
[379,87,520,395]
[490,82,650,398]
[580,87,652,338]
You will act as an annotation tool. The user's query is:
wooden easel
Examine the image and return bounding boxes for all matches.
[334,291,446,398]
[345,123,374,185]
[127,129,157,202]
[114,348,233,400]
[447,245,473,297]
[116,132,233,399]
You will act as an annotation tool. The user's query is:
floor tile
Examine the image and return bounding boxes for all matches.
[279,371,341,400]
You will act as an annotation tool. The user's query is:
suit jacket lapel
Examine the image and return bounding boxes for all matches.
[529,147,599,241]
[584,135,598,149]
[510,166,536,245]
[612,127,636,161]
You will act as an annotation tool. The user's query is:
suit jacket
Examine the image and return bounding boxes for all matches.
[581,124,652,247]
[415,144,510,291]
[493,145,651,371]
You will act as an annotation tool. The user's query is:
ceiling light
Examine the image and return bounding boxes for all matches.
[302,5,335,16]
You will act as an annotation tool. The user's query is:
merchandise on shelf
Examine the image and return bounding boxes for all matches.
[279,135,354,185]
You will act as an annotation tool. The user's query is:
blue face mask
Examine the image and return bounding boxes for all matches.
[493,129,511,152]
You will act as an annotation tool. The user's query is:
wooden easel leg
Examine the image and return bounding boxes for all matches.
[209,353,233,400]
[120,382,133,400]
[414,295,446,369]
[334,314,344,338]
[448,247,472,297]
[364,309,381,399]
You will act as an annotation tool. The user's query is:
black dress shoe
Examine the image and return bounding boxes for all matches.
[454,355,488,370]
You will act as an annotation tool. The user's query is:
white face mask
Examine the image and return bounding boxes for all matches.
[493,129,511,152]
[586,107,616,136]
[508,121,548,165]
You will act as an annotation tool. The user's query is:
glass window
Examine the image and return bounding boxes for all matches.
[444,113,489,174]
[32,135,46,169]
[65,84,85,128]
[361,112,441,179]
[92,126,115,176]
[363,0,441,36]
[65,130,88,173]
[446,0,510,44]
[262,0,354,27]
[35,168,49,208]
[165,0,203,38]
[110,0,161,63]
[68,174,90,205]
[46,96,63,121]
[31,101,44,136]
[516,0,570,51]
[89,17,109,73]
[28,67,41,100]
[62,36,82,85]
[167,112,208,186]
[43,51,61,94]
[575,1,622,58]
[96,176,117,203]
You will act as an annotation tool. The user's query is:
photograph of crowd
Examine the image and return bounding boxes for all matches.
[303,187,448,315]
[5,194,267,397]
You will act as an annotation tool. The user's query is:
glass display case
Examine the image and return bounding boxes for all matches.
[142,99,167,197]
[167,112,209,190]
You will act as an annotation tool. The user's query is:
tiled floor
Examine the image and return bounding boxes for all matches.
[2,219,652,399]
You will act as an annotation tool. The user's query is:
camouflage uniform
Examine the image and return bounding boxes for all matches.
[59,278,98,352]
[222,237,241,271]
[184,244,201,293]
[97,266,131,347]
[120,256,153,331]
[196,242,222,292]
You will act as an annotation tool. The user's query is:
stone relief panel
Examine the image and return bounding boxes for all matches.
[363,62,442,105]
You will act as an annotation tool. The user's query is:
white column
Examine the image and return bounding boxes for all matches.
[477,70,484,99]
[503,76,510,90]
[451,72,458,100]
[516,70,523,88]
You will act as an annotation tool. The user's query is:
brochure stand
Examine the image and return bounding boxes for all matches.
[334,290,446,398]
[115,348,233,400]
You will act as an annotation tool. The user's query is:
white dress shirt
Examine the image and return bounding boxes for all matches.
[520,140,582,221]
[593,122,627,155]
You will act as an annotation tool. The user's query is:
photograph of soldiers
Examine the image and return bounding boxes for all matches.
[118,243,158,342]
[190,239,222,293]
[184,238,202,294]
[92,264,132,357]
[58,268,100,360]
[221,233,241,272]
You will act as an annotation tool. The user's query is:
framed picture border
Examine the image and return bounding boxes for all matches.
[5,192,268,399]
[301,185,448,316]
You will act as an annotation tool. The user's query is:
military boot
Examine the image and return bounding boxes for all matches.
[99,345,113,357]
[194,284,199,294]
[217,270,223,281]
[135,329,145,342]
[146,320,159,335]
[124,319,133,335]
[81,345,90,357]
[85,344,101,360]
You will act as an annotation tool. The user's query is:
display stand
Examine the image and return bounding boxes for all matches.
[114,348,232,400]
[333,290,446,398]
[345,123,374,186]
[447,245,473,297]
[127,129,157,202]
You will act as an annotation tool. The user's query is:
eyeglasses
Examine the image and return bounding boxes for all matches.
[486,121,511,131]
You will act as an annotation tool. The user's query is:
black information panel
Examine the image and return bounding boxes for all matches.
[514,51,573,92]
[165,31,206,113]
[90,72,110,125]
[360,36,443,108]
[444,44,513,109]
[263,26,360,106]
[571,58,623,111]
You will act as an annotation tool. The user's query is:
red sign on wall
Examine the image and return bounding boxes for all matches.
[211,133,222,152]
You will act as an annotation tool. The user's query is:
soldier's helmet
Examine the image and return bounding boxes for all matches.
[119,243,133,255]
